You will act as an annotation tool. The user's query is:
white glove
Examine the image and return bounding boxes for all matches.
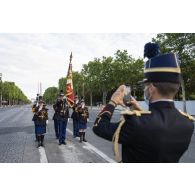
[68,118,70,122]
[87,118,89,122]
[46,120,48,125]
[38,106,43,111]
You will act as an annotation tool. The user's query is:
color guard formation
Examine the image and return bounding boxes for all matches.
[31,92,89,148]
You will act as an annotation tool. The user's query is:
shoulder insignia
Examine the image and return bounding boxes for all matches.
[99,110,112,117]
[93,116,102,127]
[120,109,151,116]
[179,110,195,121]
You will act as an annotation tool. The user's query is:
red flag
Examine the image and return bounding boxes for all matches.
[66,52,74,107]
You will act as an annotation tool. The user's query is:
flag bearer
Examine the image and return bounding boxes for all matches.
[53,91,69,145]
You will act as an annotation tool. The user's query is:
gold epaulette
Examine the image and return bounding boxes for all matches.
[32,108,35,113]
[179,110,195,121]
[121,109,152,116]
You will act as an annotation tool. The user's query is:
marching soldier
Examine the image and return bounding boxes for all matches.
[78,98,89,142]
[53,95,60,139]
[32,97,48,148]
[71,94,80,138]
[53,90,69,145]
[32,94,40,141]
[93,42,194,163]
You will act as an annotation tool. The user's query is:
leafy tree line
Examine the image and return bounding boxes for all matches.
[43,33,195,105]
[0,81,30,105]
[43,87,58,104]
[46,50,144,105]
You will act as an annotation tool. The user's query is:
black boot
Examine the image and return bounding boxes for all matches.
[79,132,83,142]
[83,132,87,142]
[35,135,38,142]
[37,136,41,148]
[41,135,44,147]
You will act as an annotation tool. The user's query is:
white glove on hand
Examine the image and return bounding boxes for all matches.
[68,118,70,122]
[38,105,43,111]
[87,118,89,122]
[46,120,48,125]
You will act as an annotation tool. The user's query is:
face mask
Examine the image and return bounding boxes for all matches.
[144,85,151,105]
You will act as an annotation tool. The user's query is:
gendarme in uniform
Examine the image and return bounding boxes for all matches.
[93,43,194,163]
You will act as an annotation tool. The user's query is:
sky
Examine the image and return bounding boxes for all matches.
[0,33,156,99]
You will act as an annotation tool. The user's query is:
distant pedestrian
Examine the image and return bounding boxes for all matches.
[78,99,89,142]
[32,97,48,148]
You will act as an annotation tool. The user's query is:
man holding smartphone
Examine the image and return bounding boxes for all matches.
[93,42,194,163]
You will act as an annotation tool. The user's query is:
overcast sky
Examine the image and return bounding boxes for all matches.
[0,33,156,99]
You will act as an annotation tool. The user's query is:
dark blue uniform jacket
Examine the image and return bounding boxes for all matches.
[93,101,194,163]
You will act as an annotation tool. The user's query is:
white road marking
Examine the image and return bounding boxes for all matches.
[82,143,115,163]
[58,142,81,163]
[38,147,48,163]
[67,128,115,163]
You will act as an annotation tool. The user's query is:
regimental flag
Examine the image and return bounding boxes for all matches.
[66,52,74,107]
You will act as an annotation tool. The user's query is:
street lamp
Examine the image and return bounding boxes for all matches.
[0,73,2,107]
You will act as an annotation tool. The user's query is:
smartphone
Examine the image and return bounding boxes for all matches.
[123,86,132,106]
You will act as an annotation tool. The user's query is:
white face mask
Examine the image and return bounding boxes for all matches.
[144,85,151,105]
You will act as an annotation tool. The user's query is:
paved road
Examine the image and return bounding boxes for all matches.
[0,105,194,163]
[0,105,117,163]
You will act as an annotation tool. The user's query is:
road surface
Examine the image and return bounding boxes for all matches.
[0,105,194,163]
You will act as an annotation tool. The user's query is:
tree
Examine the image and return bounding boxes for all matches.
[58,77,67,92]
[72,71,84,97]
[43,87,58,104]
[152,33,195,99]
[80,50,144,105]
[1,81,30,105]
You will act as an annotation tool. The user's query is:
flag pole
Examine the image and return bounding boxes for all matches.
[65,52,74,107]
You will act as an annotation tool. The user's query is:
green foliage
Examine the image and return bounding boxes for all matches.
[43,87,58,104]
[1,81,30,105]
[72,71,84,97]
[189,94,195,100]
[58,77,67,92]
[153,33,195,98]
[79,50,144,104]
